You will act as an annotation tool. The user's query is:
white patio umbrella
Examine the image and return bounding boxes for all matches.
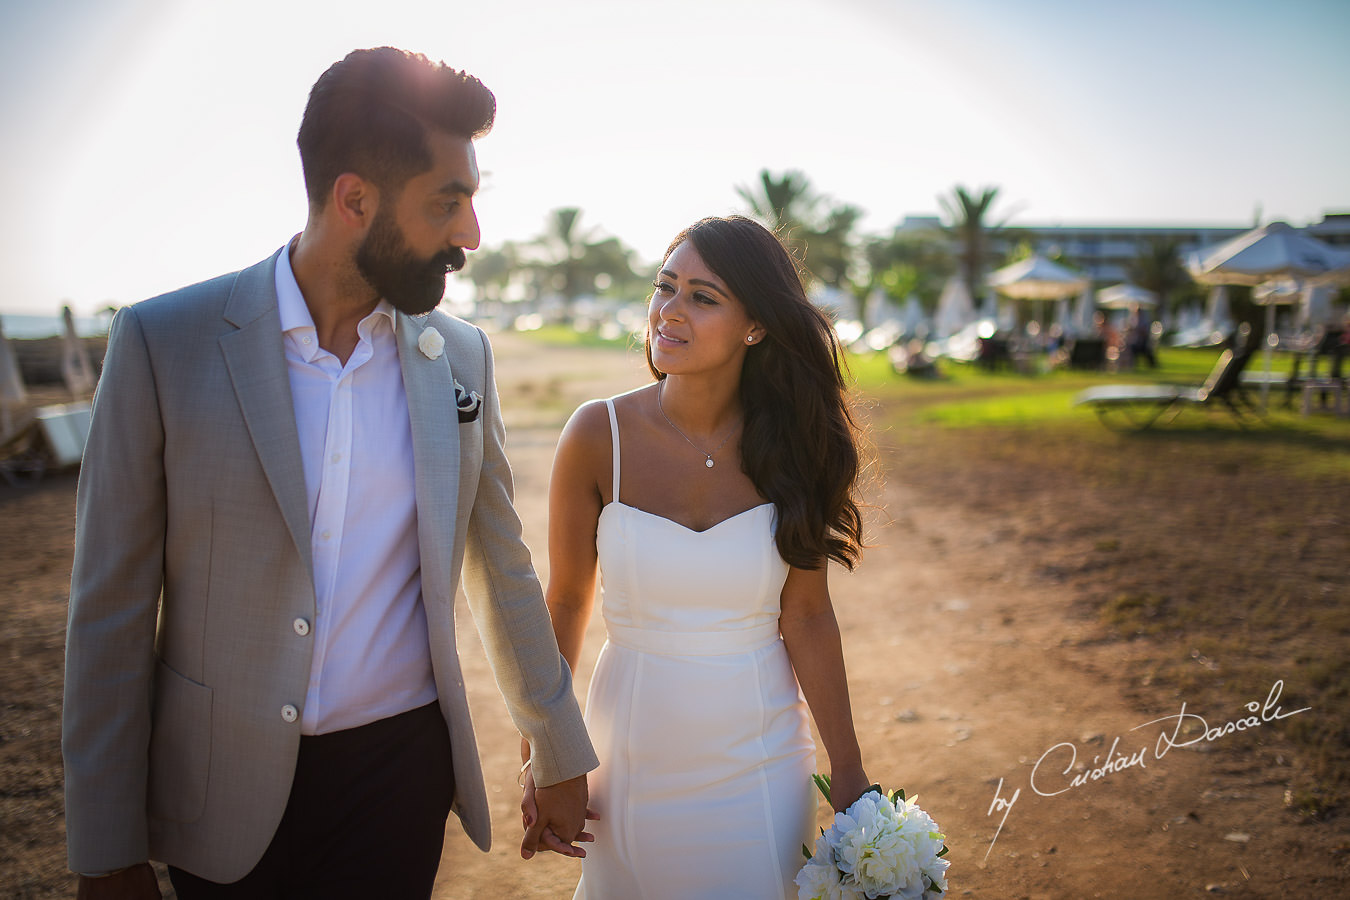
[61,306,96,396]
[1248,280,1306,406]
[900,295,928,337]
[1053,297,1073,336]
[1096,283,1159,310]
[1071,283,1097,338]
[1189,222,1350,407]
[1259,279,1343,331]
[987,254,1088,336]
[1204,285,1233,333]
[934,275,976,337]
[1252,279,1302,305]
[1297,283,1338,329]
[1188,221,1350,286]
[0,317,28,444]
[1063,284,1096,337]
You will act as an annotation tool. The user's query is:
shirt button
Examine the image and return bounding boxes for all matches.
[303,336,312,345]
[320,530,331,541]
[293,617,311,636]
[281,704,299,723]
[330,452,342,464]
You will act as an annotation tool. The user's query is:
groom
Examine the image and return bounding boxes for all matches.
[63,48,597,899]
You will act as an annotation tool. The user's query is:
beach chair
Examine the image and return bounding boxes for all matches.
[1073,338,1259,430]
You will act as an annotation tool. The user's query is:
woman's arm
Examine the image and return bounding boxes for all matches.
[779,564,871,812]
[543,400,611,669]
[521,401,611,849]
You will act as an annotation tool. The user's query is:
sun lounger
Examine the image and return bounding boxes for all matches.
[1073,342,1258,430]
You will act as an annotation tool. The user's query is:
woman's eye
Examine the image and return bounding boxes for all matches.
[693,292,717,305]
[652,280,673,294]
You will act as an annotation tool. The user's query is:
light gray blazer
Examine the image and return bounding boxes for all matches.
[62,250,596,882]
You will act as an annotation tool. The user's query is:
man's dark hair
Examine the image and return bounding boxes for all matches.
[297,47,496,208]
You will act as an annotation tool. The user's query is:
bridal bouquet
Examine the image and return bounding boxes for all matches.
[796,775,949,900]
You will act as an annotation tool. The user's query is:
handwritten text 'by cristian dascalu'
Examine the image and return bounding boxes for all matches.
[983,679,1311,862]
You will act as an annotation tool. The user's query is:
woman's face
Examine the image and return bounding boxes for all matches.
[648,241,763,377]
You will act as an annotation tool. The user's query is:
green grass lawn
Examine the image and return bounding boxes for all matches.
[511,323,640,351]
[850,348,1350,483]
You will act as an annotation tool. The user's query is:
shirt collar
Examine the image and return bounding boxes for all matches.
[274,238,398,339]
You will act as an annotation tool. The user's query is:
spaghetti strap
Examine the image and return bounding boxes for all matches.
[604,398,620,504]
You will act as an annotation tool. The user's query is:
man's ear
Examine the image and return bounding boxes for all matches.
[331,173,378,230]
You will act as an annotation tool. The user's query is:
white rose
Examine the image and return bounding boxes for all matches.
[418,326,445,360]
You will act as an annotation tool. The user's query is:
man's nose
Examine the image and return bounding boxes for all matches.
[454,209,481,252]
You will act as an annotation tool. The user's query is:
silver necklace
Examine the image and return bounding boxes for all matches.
[657,381,738,469]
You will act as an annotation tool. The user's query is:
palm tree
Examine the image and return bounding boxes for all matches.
[578,236,645,300]
[804,203,865,291]
[535,207,597,321]
[735,169,818,259]
[939,185,1002,309]
[464,242,517,311]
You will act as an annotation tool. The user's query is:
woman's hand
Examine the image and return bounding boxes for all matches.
[519,767,600,859]
[827,767,875,815]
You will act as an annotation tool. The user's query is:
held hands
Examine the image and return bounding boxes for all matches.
[76,862,161,899]
[519,769,598,860]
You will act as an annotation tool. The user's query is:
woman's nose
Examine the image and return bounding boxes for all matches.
[659,293,685,320]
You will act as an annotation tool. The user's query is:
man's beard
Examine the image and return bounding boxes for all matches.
[355,207,466,316]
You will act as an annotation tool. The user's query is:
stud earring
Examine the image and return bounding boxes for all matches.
[746,335,755,343]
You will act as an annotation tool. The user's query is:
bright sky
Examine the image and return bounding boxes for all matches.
[2,0,1347,315]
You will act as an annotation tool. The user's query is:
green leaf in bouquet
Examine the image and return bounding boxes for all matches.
[801,842,811,860]
[812,773,832,804]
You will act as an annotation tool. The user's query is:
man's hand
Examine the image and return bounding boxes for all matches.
[76,862,161,899]
[520,772,596,860]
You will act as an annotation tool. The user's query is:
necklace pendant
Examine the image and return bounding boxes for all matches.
[705,457,715,468]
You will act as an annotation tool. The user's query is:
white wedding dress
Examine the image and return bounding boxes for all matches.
[574,399,816,899]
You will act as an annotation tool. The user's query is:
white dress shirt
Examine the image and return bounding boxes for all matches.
[274,243,437,735]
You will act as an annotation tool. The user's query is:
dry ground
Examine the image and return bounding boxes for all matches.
[2,333,1347,898]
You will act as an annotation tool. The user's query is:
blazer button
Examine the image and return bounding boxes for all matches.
[293,617,311,636]
[281,704,299,723]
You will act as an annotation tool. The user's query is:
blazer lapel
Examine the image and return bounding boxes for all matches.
[397,313,461,602]
[219,254,313,575]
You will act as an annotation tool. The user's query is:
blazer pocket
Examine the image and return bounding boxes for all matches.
[453,378,482,423]
[148,657,213,824]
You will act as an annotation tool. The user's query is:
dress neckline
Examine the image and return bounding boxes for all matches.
[603,397,772,535]
[603,501,773,535]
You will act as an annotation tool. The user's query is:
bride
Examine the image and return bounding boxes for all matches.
[523,215,871,898]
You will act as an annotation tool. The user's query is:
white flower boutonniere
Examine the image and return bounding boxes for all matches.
[418,326,445,360]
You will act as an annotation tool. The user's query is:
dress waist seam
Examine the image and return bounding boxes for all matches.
[604,621,780,656]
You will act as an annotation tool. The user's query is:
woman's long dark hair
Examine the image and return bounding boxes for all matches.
[644,215,865,570]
